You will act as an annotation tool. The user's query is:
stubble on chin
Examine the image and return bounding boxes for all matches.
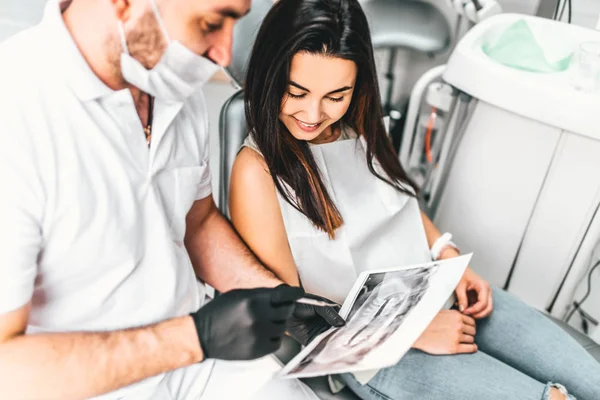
[104,10,167,85]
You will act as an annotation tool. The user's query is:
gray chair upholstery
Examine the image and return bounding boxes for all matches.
[361,0,451,53]
[218,90,245,216]
[547,315,600,362]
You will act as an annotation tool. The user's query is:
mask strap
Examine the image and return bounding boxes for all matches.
[148,0,171,42]
[118,22,130,55]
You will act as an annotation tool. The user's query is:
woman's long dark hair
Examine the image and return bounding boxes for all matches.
[244,0,417,238]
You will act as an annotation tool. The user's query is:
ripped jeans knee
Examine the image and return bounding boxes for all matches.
[543,382,577,400]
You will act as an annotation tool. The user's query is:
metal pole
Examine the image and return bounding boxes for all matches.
[384,48,398,114]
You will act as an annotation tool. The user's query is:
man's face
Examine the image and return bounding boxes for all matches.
[118,0,251,68]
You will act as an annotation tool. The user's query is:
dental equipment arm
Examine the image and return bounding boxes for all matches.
[448,0,502,25]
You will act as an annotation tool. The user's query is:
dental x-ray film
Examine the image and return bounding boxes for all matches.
[278,254,472,379]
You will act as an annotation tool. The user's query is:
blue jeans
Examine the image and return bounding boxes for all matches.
[340,288,600,400]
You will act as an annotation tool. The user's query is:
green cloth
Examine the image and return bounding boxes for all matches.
[482,19,573,73]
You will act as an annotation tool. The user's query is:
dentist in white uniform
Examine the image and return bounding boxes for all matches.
[0,0,342,399]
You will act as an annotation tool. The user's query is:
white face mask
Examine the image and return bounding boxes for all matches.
[118,0,221,102]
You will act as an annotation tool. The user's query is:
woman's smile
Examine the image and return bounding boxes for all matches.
[293,117,324,132]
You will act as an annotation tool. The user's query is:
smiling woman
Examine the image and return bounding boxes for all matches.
[243,0,417,239]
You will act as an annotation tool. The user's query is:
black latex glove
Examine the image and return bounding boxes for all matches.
[191,285,304,361]
[287,293,346,346]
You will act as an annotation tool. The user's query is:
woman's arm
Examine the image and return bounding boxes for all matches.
[229,147,300,286]
[420,211,459,259]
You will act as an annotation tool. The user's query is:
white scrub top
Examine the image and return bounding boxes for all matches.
[0,1,215,398]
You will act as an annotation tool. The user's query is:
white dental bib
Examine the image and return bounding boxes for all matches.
[244,130,432,305]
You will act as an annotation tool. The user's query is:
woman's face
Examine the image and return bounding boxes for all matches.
[280,52,357,143]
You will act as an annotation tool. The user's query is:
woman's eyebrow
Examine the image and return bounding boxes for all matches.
[289,81,310,92]
[326,86,353,95]
[289,81,354,95]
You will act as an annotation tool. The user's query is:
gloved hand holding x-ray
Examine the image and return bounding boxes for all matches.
[286,293,347,346]
[191,285,305,361]
[190,285,345,361]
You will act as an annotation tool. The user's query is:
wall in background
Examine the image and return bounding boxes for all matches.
[0,0,47,41]
[503,0,600,28]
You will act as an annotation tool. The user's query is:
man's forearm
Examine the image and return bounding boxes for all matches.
[185,202,281,293]
[0,316,202,400]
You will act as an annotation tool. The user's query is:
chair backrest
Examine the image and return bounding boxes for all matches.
[361,0,451,53]
[219,0,274,214]
[218,90,246,216]
[226,0,274,87]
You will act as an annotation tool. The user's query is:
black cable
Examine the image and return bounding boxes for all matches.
[559,0,568,21]
[550,195,600,311]
[581,313,589,334]
[565,260,600,323]
[579,307,599,325]
[558,0,572,23]
[553,0,563,20]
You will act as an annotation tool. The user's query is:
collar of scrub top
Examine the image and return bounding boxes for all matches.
[43,0,183,106]
[42,0,112,102]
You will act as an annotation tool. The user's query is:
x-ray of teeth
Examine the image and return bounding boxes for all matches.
[279,255,471,380]
[288,265,439,374]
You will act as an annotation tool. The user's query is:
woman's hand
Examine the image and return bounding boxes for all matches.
[412,310,477,355]
[438,247,493,319]
[455,267,493,319]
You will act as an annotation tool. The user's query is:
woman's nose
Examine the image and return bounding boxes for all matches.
[305,100,322,123]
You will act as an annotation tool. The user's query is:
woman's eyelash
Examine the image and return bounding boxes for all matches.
[288,93,344,103]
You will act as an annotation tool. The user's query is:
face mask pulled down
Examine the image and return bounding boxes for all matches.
[118,0,221,102]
